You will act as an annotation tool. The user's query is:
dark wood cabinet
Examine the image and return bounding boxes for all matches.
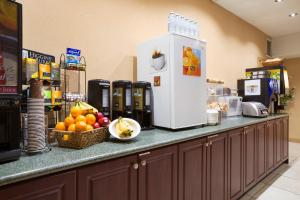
[243,125,256,192]
[266,120,276,173]
[206,134,228,200]
[138,145,178,200]
[0,171,76,200]
[256,123,267,181]
[0,116,290,200]
[283,117,289,160]
[178,138,207,200]
[77,155,138,200]
[78,145,178,200]
[228,128,244,200]
[275,119,284,165]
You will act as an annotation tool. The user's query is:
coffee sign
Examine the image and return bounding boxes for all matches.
[23,49,55,64]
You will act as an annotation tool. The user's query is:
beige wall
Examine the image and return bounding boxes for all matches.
[17,0,268,89]
[285,58,300,141]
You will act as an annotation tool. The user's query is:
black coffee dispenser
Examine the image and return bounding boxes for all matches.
[88,79,111,118]
[0,0,22,163]
[132,81,153,129]
[112,80,133,120]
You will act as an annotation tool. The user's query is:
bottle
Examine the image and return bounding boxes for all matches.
[193,21,199,39]
[175,14,181,34]
[187,19,194,38]
[183,18,189,37]
[168,12,176,34]
[179,15,185,35]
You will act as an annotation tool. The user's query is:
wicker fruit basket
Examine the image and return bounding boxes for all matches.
[53,127,110,149]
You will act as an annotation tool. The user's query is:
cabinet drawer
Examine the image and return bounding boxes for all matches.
[0,171,76,200]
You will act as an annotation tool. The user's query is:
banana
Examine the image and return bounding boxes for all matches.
[79,101,98,114]
[116,117,133,138]
[74,101,98,115]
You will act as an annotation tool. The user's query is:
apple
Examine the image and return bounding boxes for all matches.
[99,117,110,127]
[96,112,104,120]
[93,122,101,129]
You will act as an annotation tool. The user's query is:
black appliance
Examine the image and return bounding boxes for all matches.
[132,81,153,129]
[237,78,279,112]
[0,0,23,163]
[88,79,110,118]
[112,80,133,120]
[245,66,289,95]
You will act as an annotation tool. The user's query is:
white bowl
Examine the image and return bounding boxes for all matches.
[151,55,165,71]
[109,118,141,140]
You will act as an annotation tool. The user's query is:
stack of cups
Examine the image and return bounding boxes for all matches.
[26,79,46,153]
[27,98,46,153]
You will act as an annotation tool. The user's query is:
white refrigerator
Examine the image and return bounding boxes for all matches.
[137,34,207,129]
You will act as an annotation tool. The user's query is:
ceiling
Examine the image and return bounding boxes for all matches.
[212,0,300,38]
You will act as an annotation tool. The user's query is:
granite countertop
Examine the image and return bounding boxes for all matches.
[0,114,288,187]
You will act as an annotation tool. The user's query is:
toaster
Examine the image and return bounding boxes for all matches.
[242,102,269,118]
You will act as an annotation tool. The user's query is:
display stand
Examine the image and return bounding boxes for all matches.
[59,54,87,118]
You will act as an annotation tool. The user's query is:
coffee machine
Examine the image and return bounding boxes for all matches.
[0,0,22,163]
[88,79,111,118]
[132,81,153,129]
[245,66,290,110]
[112,80,133,120]
[237,78,279,113]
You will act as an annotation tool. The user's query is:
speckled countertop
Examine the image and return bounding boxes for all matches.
[0,114,288,187]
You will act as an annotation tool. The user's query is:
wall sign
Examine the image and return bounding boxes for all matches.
[22,49,55,64]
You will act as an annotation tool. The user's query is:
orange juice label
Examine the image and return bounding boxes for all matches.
[183,46,201,77]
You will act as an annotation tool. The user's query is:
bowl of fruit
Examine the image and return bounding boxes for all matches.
[109,117,141,141]
[53,101,111,149]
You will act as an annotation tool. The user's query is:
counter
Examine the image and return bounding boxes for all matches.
[0,114,288,187]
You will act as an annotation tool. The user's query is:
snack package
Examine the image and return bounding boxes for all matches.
[66,48,81,67]
[43,87,52,105]
[52,90,62,105]
[23,58,38,83]
[39,63,51,80]
[51,62,60,82]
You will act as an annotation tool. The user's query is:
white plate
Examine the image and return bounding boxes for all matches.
[109,118,141,141]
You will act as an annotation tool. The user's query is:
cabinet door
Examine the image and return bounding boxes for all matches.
[179,138,207,200]
[275,119,284,165]
[228,129,244,200]
[138,145,178,200]
[244,125,256,192]
[283,117,289,160]
[0,171,76,200]
[77,155,138,200]
[256,123,267,181]
[266,120,276,172]
[207,134,228,200]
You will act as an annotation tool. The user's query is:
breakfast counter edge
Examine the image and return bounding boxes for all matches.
[0,114,289,187]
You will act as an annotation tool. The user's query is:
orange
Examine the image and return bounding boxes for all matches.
[64,115,75,127]
[55,122,66,131]
[86,124,94,131]
[68,124,76,132]
[75,121,87,132]
[75,115,86,123]
[71,106,82,118]
[86,114,96,125]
